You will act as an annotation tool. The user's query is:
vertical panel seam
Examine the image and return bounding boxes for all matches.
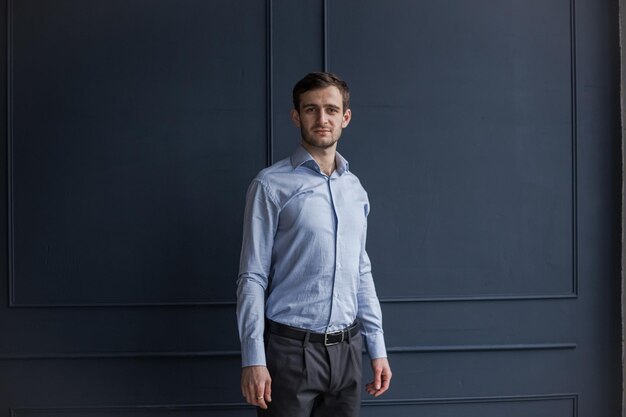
[6,0,14,307]
[323,0,328,71]
[570,0,578,296]
[266,0,273,166]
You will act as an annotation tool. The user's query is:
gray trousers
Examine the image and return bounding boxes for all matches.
[258,328,363,417]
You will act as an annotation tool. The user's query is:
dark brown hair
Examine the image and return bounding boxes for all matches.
[292,72,350,111]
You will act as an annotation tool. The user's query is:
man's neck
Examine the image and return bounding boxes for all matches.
[301,141,336,176]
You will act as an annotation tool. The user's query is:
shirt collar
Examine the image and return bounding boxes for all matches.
[290,145,350,176]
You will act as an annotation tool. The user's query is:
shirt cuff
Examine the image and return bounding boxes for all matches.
[364,331,387,359]
[241,338,266,367]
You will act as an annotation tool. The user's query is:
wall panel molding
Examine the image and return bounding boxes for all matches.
[387,343,577,353]
[11,403,251,416]
[569,0,579,298]
[0,342,576,360]
[265,0,274,166]
[322,0,328,71]
[362,393,578,406]
[380,293,578,303]
[4,292,578,307]
[6,0,15,308]
[360,394,577,417]
[9,393,578,416]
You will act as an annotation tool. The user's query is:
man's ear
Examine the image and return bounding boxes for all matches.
[290,109,301,128]
[342,108,352,128]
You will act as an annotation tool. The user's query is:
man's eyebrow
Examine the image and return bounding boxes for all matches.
[300,103,342,112]
[301,103,341,109]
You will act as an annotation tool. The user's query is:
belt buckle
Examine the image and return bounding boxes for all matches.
[324,330,345,346]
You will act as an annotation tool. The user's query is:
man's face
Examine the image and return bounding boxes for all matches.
[291,86,351,150]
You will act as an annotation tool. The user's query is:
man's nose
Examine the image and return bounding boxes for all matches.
[317,111,328,124]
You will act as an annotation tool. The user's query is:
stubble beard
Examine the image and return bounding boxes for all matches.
[301,127,340,150]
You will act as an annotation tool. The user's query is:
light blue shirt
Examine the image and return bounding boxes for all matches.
[236,145,387,367]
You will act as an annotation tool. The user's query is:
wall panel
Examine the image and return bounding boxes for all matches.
[9,0,268,306]
[329,0,576,300]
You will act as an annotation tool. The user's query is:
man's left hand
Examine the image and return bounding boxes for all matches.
[366,357,392,397]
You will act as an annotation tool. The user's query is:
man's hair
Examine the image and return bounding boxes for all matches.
[292,72,350,112]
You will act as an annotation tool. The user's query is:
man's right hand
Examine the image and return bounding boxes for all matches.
[241,365,272,409]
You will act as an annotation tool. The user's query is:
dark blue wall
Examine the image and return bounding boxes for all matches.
[0,0,621,416]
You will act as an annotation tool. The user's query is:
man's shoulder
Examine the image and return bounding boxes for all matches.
[253,156,293,183]
[249,156,299,200]
[342,169,368,192]
[246,156,305,208]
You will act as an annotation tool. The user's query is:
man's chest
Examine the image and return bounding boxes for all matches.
[276,179,368,241]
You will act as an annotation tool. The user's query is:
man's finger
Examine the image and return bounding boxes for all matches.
[264,378,272,403]
[244,386,253,404]
[373,367,382,390]
[374,368,392,396]
[253,397,267,410]
[246,389,267,409]
[374,381,389,396]
[381,373,390,388]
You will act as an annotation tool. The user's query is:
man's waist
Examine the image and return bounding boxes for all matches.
[266,319,360,346]
[264,295,358,332]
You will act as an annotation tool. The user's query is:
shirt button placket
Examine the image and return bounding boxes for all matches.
[327,177,340,330]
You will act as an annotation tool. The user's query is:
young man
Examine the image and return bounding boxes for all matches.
[237,72,392,416]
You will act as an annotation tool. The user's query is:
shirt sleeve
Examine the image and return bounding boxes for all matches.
[356,204,388,360]
[236,179,279,367]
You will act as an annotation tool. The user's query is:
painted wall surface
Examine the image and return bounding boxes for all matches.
[0,1,621,416]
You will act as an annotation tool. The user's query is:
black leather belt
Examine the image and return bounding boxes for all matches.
[266,320,359,346]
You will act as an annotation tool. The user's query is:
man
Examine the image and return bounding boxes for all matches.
[237,72,392,416]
